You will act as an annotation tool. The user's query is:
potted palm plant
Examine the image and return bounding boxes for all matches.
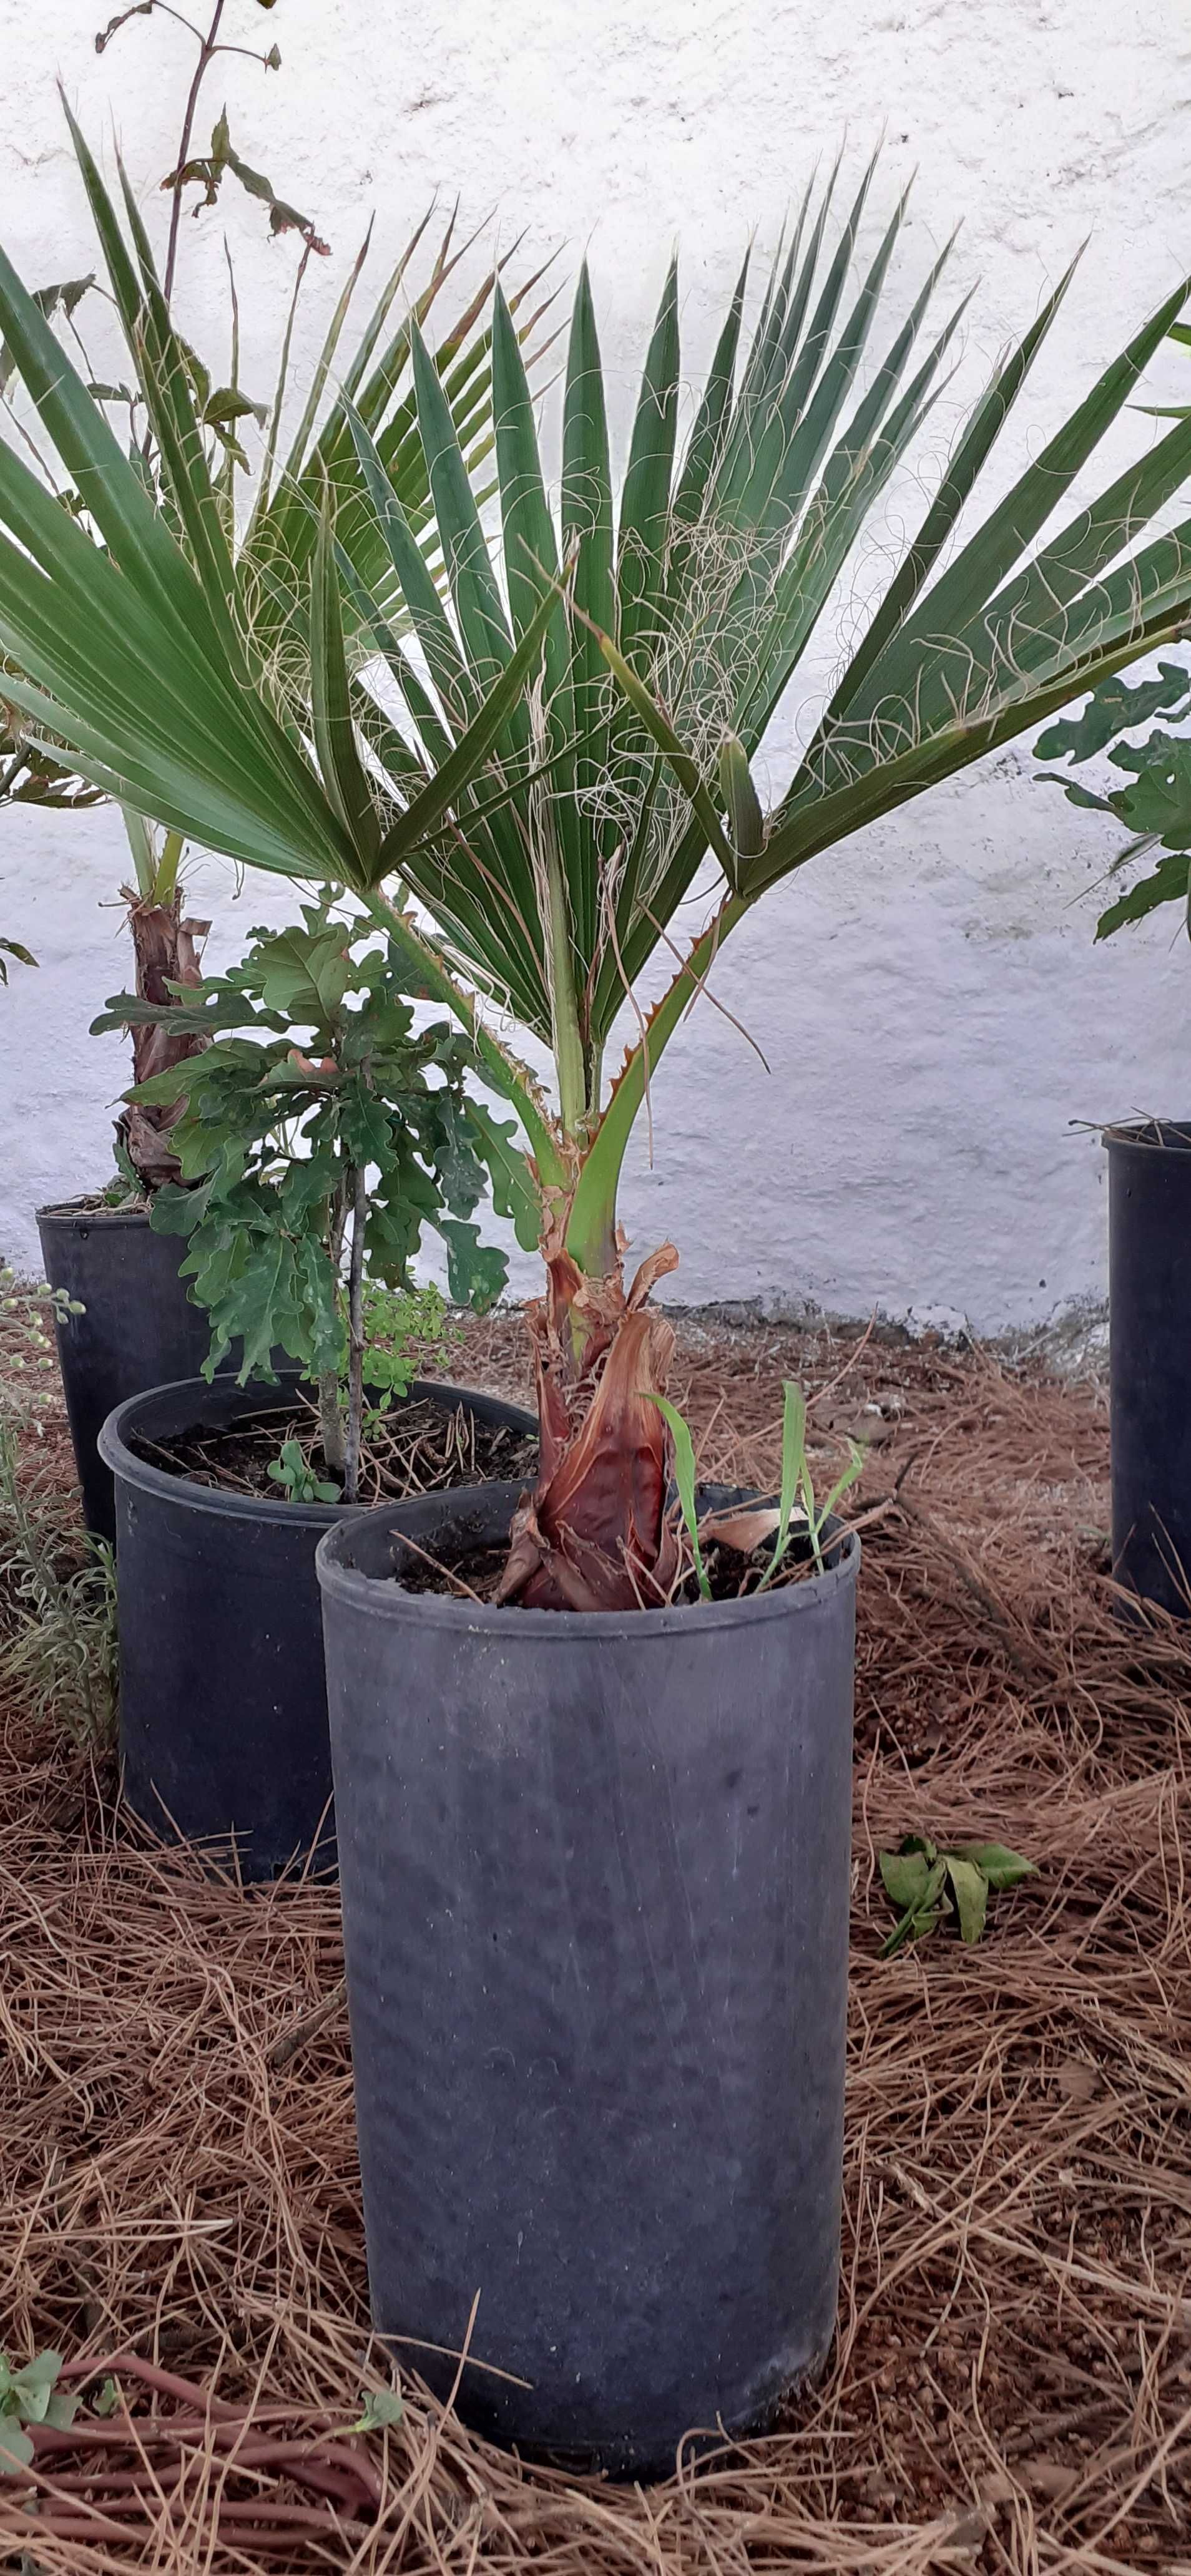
[2,137,1191,2463]
[1036,655,1191,1612]
[15,12,547,1536]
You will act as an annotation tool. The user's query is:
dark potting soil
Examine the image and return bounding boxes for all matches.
[394,1521,830,1609]
[129,1396,538,1506]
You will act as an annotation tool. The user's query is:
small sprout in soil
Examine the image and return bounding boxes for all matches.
[348,2384,403,2434]
[878,1835,1036,1958]
[262,1284,459,1505]
[646,1395,710,1599]
[91,2376,121,2417]
[648,1377,864,1601]
[0,2349,80,2473]
[769,1380,863,1579]
[267,1438,340,1506]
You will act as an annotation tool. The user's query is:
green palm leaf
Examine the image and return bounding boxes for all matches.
[617,257,680,670]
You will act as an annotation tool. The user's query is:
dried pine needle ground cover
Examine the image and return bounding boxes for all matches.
[1,1309,1189,2572]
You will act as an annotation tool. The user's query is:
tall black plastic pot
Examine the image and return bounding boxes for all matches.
[99,1375,536,1883]
[316,1483,860,2476]
[1107,1121,1191,1614]
[37,1201,227,1543]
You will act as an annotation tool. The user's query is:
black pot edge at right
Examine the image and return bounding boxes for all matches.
[1101,1118,1191,1154]
[1104,1121,1191,1617]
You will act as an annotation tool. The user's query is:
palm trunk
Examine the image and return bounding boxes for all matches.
[117,887,211,1191]
[497,1215,681,1612]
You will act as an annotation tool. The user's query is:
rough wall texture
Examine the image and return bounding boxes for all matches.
[1,0,1189,1325]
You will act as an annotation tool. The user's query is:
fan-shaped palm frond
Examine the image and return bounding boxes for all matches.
[355,170,1191,1283]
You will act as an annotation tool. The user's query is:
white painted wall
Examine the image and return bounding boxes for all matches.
[2,0,1190,1327]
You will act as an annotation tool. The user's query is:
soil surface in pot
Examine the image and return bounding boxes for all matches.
[130,1393,538,1505]
[39,1189,152,1219]
[394,1516,830,1607]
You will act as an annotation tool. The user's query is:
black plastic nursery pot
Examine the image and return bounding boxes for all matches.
[316,1483,860,2477]
[97,1374,537,1883]
[37,1199,232,1543]
[1106,1121,1191,1614]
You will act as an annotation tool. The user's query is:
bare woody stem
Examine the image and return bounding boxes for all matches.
[318,1375,345,1476]
[341,1161,368,1506]
[163,0,227,302]
[319,1169,349,1476]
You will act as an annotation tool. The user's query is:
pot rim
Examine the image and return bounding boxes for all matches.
[98,1373,537,1529]
[316,1482,860,1638]
[1102,1119,1191,1154]
[36,1196,152,1229]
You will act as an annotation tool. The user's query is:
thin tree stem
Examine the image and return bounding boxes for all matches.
[164,0,227,303]
[318,1172,349,1477]
[341,1163,368,1506]
[318,1371,345,1475]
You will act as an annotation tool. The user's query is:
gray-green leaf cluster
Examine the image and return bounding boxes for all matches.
[0,2349,80,2475]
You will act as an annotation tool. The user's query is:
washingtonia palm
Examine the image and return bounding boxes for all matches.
[3,154,1191,1607]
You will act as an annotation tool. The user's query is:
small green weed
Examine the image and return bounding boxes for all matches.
[0,1266,85,1434]
[0,2350,80,2474]
[265,1281,458,1503]
[0,1428,117,1744]
[267,1439,340,1506]
[347,2386,403,2434]
[647,1377,863,1596]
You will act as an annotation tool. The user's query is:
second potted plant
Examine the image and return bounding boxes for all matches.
[21,20,541,1538]
[97,904,533,1879]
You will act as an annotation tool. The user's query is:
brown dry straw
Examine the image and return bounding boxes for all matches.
[1,1315,1189,2570]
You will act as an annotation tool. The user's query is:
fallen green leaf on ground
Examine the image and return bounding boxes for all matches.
[878,1835,1036,1958]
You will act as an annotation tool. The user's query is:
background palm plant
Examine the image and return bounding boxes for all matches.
[2,150,1191,1603]
[79,134,549,1188]
[0,61,551,1186]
